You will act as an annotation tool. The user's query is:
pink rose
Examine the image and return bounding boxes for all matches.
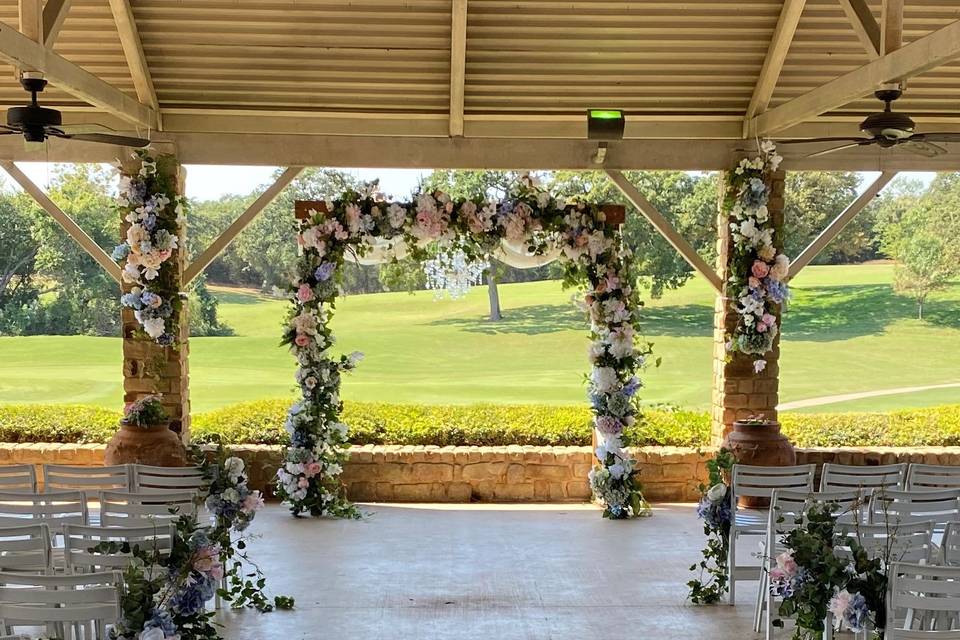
[193,545,223,580]
[242,490,264,513]
[296,284,314,303]
[776,551,798,576]
[751,260,770,279]
[294,333,311,347]
[297,477,310,489]
[756,321,768,333]
[748,276,761,290]
[305,462,322,478]
[761,313,776,327]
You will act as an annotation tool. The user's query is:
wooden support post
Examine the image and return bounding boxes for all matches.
[448,0,467,137]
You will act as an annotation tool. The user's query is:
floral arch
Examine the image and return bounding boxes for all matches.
[275,177,654,520]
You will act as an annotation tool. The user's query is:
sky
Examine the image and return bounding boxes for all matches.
[4,162,937,201]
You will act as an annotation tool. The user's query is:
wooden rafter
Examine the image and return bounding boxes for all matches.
[0,22,158,129]
[183,167,303,284]
[108,0,160,126]
[605,170,723,294]
[744,0,807,128]
[837,0,880,58]
[748,19,960,136]
[448,0,467,137]
[0,160,122,283]
[42,0,71,48]
[18,0,40,44]
[788,171,896,279]
[881,0,904,55]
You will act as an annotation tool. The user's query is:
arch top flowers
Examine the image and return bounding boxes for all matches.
[279,176,654,519]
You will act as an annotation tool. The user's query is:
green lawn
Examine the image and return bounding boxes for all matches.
[0,263,957,413]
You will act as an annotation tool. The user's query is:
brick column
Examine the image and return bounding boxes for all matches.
[710,169,786,446]
[120,154,191,440]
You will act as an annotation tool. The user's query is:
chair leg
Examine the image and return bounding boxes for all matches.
[728,529,737,606]
[753,567,766,633]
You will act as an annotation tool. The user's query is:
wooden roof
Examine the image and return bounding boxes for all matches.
[1,0,960,169]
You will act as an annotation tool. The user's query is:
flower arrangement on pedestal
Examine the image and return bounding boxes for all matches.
[723,141,790,374]
[113,150,186,347]
[280,176,654,519]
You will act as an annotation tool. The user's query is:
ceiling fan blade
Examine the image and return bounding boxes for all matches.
[58,123,116,135]
[777,137,869,144]
[53,131,150,147]
[0,130,17,136]
[909,132,960,143]
[806,139,877,158]
[899,140,947,157]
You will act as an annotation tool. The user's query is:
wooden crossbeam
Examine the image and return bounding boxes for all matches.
[788,171,896,279]
[605,169,723,293]
[42,0,70,47]
[184,167,303,284]
[837,0,880,58]
[108,0,161,125]
[448,0,467,137]
[748,19,960,136]
[881,0,904,56]
[0,21,158,129]
[744,0,807,127]
[18,0,40,44]
[0,160,122,283]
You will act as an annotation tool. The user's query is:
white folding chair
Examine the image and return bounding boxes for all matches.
[908,465,960,491]
[43,465,132,526]
[758,488,864,639]
[870,489,960,537]
[0,570,121,640]
[943,522,960,567]
[0,491,87,534]
[0,467,37,494]
[820,462,907,492]
[99,490,197,528]
[835,519,935,565]
[0,524,52,575]
[728,464,816,606]
[887,562,960,639]
[63,523,176,578]
[130,464,205,494]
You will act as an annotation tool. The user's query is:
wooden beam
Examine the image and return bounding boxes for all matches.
[42,0,71,47]
[18,0,40,43]
[448,0,467,137]
[748,19,960,136]
[744,0,807,127]
[184,167,303,284]
[605,169,723,293]
[788,171,896,278]
[881,0,904,55]
[838,0,880,58]
[0,160,122,283]
[108,0,161,126]
[0,22,158,129]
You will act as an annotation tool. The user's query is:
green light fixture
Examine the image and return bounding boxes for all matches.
[587,109,625,140]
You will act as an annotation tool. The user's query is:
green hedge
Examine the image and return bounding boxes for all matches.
[0,401,958,448]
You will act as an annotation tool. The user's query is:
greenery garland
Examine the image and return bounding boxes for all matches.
[278,176,654,519]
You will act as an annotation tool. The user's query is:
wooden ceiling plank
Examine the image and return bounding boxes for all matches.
[837,0,880,57]
[448,0,467,136]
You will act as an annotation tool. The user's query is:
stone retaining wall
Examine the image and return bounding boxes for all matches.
[3,443,960,502]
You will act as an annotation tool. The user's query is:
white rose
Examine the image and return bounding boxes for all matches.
[768,254,790,281]
[139,628,165,640]
[222,488,240,503]
[706,482,727,503]
[591,367,619,393]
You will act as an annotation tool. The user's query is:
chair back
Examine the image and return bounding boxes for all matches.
[0,491,87,534]
[63,523,176,575]
[767,489,865,559]
[907,464,960,491]
[820,462,907,491]
[887,562,960,639]
[99,490,197,528]
[0,570,120,640]
[131,464,205,494]
[731,464,816,502]
[0,524,51,574]
[870,489,960,530]
[835,520,935,565]
[0,467,37,494]
[944,522,960,567]
[42,465,131,499]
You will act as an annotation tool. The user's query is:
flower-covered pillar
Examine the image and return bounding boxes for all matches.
[117,152,191,441]
[710,144,788,446]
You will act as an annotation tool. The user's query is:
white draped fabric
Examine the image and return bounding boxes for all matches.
[345,237,561,269]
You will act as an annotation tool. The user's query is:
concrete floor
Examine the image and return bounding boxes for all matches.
[216,502,764,640]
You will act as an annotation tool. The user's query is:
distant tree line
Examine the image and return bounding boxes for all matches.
[1,166,957,336]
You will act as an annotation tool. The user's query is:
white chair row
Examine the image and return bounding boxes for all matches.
[0,571,121,640]
[888,562,960,639]
[820,462,960,493]
[0,463,205,497]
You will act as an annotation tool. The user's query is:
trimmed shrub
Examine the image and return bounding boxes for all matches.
[0,404,119,443]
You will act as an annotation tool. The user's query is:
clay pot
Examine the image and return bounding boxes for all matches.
[104,422,188,467]
[723,419,796,508]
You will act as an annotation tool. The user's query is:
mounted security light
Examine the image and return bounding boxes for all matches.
[587,109,625,140]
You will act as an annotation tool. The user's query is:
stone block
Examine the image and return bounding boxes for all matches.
[566,480,592,500]
[493,483,534,501]
[446,482,472,502]
[412,463,454,483]
[526,464,570,481]
[506,463,526,484]
[661,463,696,481]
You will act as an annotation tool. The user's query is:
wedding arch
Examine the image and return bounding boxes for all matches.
[274,177,654,520]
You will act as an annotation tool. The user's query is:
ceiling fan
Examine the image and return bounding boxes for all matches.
[0,73,150,147]
[778,88,960,158]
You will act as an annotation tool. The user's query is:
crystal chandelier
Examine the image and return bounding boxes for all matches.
[423,248,487,300]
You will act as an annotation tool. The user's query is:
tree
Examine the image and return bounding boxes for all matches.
[783,171,866,263]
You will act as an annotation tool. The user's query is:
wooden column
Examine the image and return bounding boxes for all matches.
[120,154,191,440]
[710,169,786,446]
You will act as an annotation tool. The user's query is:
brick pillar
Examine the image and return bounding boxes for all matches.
[120,154,191,441]
[710,169,786,446]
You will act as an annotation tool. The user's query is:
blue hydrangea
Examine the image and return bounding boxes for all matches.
[111,243,130,261]
[314,262,336,282]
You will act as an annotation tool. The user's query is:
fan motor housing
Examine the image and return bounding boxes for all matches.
[7,104,61,142]
[860,111,915,141]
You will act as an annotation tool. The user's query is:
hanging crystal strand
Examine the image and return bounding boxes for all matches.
[423,248,488,300]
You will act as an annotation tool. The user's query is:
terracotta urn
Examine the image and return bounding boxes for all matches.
[104,422,188,467]
[722,419,796,508]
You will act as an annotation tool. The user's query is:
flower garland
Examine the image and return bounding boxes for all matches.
[113,151,186,346]
[723,141,790,374]
[279,177,653,519]
[687,448,736,603]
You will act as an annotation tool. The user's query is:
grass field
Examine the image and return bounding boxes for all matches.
[0,263,958,413]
